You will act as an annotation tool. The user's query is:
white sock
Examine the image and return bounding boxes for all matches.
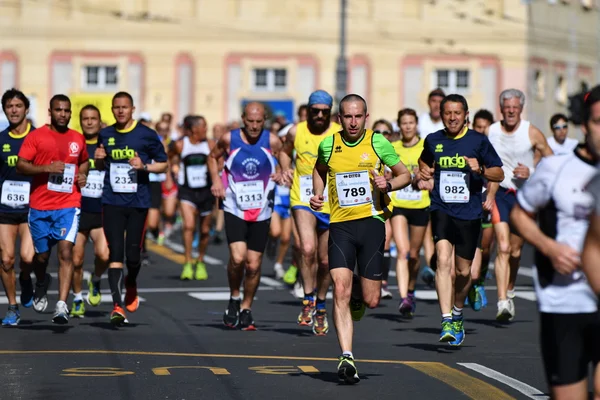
[507,289,515,299]
[74,292,83,301]
[231,295,242,301]
[342,351,354,359]
[57,300,66,307]
[452,305,463,319]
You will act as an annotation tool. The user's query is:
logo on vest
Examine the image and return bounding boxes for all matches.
[111,146,135,160]
[335,145,342,153]
[69,142,80,157]
[435,144,444,153]
[242,157,260,179]
[108,137,116,146]
[438,153,466,169]
[2,144,10,152]
[7,155,17,167]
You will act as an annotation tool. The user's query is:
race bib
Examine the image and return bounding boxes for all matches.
[335,170,371,207]
[299,174,328,203]
[47,163,76,193]
[235,180,264,210]
[81,170,105,198]
[110,163,138,193]
[186,165,207,189]
[394,185,423,202]
[1,180,30,208]
[440,171,470,203]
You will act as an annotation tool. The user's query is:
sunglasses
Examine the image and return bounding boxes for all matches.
[553,124,568,130]
[374,130,391,135]
[309,107,331,116]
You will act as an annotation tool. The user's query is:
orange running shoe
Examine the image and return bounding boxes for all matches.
[110,304,126,325]
[125,278,139,313]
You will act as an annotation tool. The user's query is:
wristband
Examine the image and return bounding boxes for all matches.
[385,181,392,192]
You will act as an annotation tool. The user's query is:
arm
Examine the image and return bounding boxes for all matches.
[16,158,58,176]
[269,133,283,159]
[312,161,328,197]
[481,166,504,182]
[145,161,168,174]
[480,136,505,182]
[208,132,229,184]
[582,212,600,294]
[530,124,553,166]
[278,125,296,184]
[387,161,411,191]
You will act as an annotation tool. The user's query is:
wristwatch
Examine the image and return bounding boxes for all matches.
[385,181,392,192]
[143,164,148,172]
[479,164,485,175]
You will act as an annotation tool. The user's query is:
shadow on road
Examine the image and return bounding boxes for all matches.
[291,371,380,384]
[18,324,73,334]
[394,343,473,353]
[468,318,532,329]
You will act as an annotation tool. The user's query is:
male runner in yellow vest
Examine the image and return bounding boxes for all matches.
[279,90,340,336]
[311,94,411,383]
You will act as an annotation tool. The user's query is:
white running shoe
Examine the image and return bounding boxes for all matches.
[52,301,69,324]
[274,263,285,280]
[33,274,52,313]
[496,299,515,322]
[381,286,393,299]
[293,281,304,299]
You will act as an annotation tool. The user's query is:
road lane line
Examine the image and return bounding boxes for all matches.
[260,277,283,288]
[405,362,514,400]
[458,363,548,400]
[146,242,223,266]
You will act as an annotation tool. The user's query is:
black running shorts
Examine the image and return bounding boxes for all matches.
[329,217,385,280]
[79,211,102,233]
[0,212,28,225]
[178,186,214,216]
[430,209,480,260]
[540,312,600,386]
[391,207,430,227]
[149,182,162,210]
[224,212,270,253]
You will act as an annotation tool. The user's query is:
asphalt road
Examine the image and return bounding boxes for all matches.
[0,231,552,400]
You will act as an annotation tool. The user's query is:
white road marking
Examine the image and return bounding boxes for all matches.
[389,264,535,278]
[164,239,223,265]
[260,277,283,288]
[30,272,107,281]
[458,363,549,400]
[514,291,537,301]
[188,292,256,301]
[0,294,145,305]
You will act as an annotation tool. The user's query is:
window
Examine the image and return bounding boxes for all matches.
[432,69,470,93]
[251,68,287,91]
[555,75,567,105]
[533,69,546,101]
[82,65,119,90]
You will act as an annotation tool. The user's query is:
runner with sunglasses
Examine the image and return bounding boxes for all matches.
[547,113,578,156]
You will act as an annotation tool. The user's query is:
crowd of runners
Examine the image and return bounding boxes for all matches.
[1,84,600,396]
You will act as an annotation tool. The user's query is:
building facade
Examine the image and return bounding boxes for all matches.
[0,0,598,134]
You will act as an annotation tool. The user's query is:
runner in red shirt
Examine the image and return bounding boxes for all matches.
[16,94,89,324]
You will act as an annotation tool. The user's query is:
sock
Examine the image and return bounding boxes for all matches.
[342,351,354,359]
[507,289,515,299]
[8,304,18,310]
[382,250,391,281]
[73,292,83,302]
[108,269,124,307]
[150,228,160,239]
[452,305,463,319]
[408,290,415,298]
[316,298,326,311]
[92,274,101,284]
[126,262,141,286]
[304,292,315,303]
[231,295,242,301]
[442,313,452,322]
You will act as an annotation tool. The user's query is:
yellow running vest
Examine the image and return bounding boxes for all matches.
[320,130,397,223]
[290,121,341,212]
[390,138,430,209]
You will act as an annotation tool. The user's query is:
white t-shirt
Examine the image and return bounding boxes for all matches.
[517,151,598,314]
[547,136,578,156]
[418,113,444,139]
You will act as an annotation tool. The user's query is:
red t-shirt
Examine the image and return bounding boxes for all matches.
[18,125,88,210]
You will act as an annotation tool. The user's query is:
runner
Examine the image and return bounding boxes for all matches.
[311,94,411,383]
[16,94,89,324]
[71,105,109,316]
[511,86,600,399]
[388,109,431,317]
[279,90,340,336]
[146,122,169,246]
[94,91,168,325]
[488,89,553,321]
[210,123,226,245]
[547,113,578,155]
[0,89,35,326]
[418,94,503,346]
[208,102,283,331]
[170,115,213,281]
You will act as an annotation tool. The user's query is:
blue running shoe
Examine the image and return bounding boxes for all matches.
[2,306,20,326]
[449,318,465,346]
[439,319,456,343]
[19,274,34,308]
[477,284,488,308]
[421,266,435,288]
[468,285,482,311]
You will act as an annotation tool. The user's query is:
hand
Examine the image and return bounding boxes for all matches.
[482,195,495,212]
[211,181,226,200]
[77,173,87,188]
[129,152,144,170]
[46,161,65,174]
[94,144,106,160]
[463,156,481,174]
[270,172,284,185]
[548,242,580,275]
[282,169,294,186]
[371,169,388,192]
[513,163,530,179]
[309,194,324,211]
[417,179,433,191]
[419,164,434,181]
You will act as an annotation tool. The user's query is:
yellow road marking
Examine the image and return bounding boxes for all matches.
[404,362,515,400]
[152,366,230,376]
[298,366,320,373]
[146,242,185,264]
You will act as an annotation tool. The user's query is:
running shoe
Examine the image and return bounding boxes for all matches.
[337,355,359,384]
[399,297,414,319]
[273,263,285,280]
[477,284,488,308]
[223,298,241,328]
[19,274,34,308]
[449,318,465,346]
[496,299,514,322]
[439,319,456,343]
[2,306,20,326]
[213,232,223,245]
[421,265,435,288]
[124,278,139,313]
[283,265,298,285]
[86,276,102,307]
[467,285,483,311]
[157,233,165,246]
[238,309,256,331]
[195,261,208,281]
[293,281,304,299]
[381,283,393,299]
[110,304,127,325]
[180,262,194,280]
[33,273,52,313]
[297,299,315,326]
[52,301,69,324]
[141,251,151,267]
[312,309,329,336]
[70,299,85,318]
